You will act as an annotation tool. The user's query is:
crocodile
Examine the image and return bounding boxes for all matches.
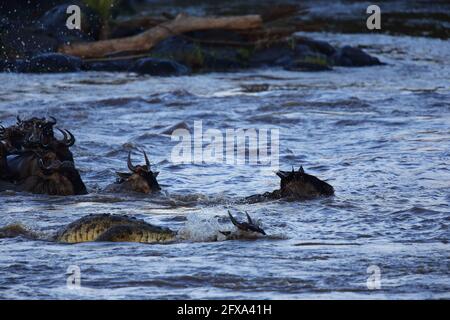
[0,211,266,244]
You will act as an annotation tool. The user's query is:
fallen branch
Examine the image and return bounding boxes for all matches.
[59,13,263,58]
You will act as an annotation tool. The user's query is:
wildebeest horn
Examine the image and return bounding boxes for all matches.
[127,151,137,173]
[143,150,150,168]
[228,210,242,229]
[57,128,75,147]
[16,115,22,124]
[65,129,75,146]
[47,116,57,125]
[0,125,5,135]
[245,211,253,224]
[227,210,266,235]
[276,170,289,179]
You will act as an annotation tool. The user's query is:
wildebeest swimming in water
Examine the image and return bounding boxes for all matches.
[105,150,161,194]
[245,166,334,203]
[0,211,266,244]
[0,116,87,195]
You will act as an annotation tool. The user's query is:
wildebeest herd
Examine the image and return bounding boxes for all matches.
[0,116,334,199]
[0,116,335,243]
[0,116,163,196]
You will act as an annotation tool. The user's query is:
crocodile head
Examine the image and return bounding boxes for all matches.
[116,151,161,194]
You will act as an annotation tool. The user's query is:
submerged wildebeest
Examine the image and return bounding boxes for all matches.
[245,166,334,203]
[0,116,87,195]
[105,151,161,194]
[0,211,266,244]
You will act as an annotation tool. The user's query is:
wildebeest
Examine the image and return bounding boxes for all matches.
[245,166,334,202]
[105,151,161,194]
[0,116,87,195]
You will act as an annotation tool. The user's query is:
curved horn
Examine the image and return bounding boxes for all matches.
[143,150,150,168]
[0,125,5,135]
[57,128,68,143]
[127,151,137,173]
[227,210,244,230]
[276,171,289,179]
[245,211,253,224]
[47,116,57,126]
[56,128,75,147]
[16,115,22,124]
[65,129,75,147]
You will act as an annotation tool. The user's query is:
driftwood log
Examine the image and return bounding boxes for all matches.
[59,13,263,58]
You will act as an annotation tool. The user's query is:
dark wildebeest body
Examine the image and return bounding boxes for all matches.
[0,116,86,195]
[245,166,334,203]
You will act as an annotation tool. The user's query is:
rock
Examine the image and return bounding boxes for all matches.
[285,60,332,72]
[200,46,249,71]
[149,36,248,72]
[18,53,82,73]
[0,0,68,21]
[250,43,294,68]
[289,44,333,71]
[82,58,137,72]
[332,46,382,67]
[0,20,59,59]
[36,4,102,44]
[0,59,19,72]
[294,36,336,56]
[128,58,190,76]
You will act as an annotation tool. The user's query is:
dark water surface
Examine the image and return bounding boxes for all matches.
[0,33,449,299]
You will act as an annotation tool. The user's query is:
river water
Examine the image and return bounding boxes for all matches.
[0,33,449,299]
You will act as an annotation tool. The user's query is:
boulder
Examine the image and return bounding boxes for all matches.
[294,36,336,56]
[82,58,137,72]
[128,58,190,76]
[0,20,59,60]
[36,4,102,44]
[250,43,294,68]
[332,46,382,67]
[149,36,248,72]
[19,53,82,73]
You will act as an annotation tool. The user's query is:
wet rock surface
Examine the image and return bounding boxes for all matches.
[332,46,382,67]
[128,58,191,76]
[18,53,82,73]
[0,1,387,74]
[36,4,101,44]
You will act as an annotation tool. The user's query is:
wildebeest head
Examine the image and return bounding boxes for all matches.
[45,128,75,162]
[220,211,266,239]
[17,116,57,147]
[33,151,87,195]
[276,166,334,199]
[116,151,161,194]
[0,124,25,152]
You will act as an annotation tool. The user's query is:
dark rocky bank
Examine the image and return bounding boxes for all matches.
[0,0,385,75]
